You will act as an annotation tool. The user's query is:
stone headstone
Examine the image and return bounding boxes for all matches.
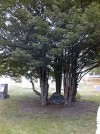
[0,84,9,99]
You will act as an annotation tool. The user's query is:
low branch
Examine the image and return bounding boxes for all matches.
[78,63,100,82]
[18,66,41,97]
[30,79,41,97]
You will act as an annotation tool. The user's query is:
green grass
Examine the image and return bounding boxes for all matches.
[78,83,100,104]
[0,83,100,134]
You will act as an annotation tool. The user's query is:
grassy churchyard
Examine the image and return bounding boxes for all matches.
[0,78,100,134]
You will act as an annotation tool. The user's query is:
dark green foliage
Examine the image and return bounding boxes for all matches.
[0,0,100,106]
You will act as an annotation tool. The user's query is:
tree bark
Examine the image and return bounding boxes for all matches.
[40,67,49,105]
[54,55,63,95]
[54,69,62,95]
[63,48,78,107]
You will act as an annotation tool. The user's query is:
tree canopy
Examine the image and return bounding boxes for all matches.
[0,0,100,106]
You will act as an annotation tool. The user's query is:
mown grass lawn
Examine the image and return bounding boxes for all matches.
[0,82,100,134]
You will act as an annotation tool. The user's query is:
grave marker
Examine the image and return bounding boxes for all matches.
[0,84,9,99]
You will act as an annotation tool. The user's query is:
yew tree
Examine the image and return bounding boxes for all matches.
[0,0,100,106]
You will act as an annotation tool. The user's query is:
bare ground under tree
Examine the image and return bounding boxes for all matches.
[19,96,99,117]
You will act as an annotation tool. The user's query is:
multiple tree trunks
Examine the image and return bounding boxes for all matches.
[39,72,78,106]
[63,72,78,107]
[40,51,77,106]
[38,48,79,106]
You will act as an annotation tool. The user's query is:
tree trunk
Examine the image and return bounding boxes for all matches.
[63,71,69,106]
[54,57,63,95]
[40,67,49,106]
[72,78,78,102]
[64,71,77,107]
[63,48,78,107]
[55,69,62,95]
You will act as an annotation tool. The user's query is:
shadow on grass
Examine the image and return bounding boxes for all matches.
[0,84,99,134]
[1,93,99,120]
[0,83,99,120]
